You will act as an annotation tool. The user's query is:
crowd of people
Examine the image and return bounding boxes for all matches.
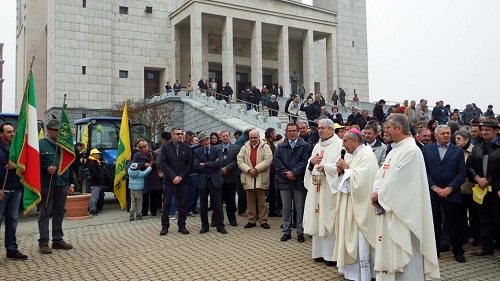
[2,92,500,280]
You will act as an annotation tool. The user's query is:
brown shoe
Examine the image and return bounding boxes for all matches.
[238,212,248,217]
[39,245,52,254]
[52,241,73,250]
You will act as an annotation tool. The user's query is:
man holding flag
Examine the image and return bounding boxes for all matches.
[0,122,28,260]
[38,119,74,254]
[9,67,42,257]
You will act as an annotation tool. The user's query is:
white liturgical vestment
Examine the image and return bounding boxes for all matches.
[373,137,440,281]
[303,134,343,260]
[333,145,378,281]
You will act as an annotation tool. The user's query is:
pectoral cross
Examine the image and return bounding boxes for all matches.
[382,158,392,178]
[315,204,320,213]
[315,182,321,193]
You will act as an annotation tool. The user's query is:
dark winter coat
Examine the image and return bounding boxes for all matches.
[133,150,162,193]
[274,138,311,190]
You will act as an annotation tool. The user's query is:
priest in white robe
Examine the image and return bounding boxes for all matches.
[303,118,343,266]
[334,128,378,281]
[371,114,440,281]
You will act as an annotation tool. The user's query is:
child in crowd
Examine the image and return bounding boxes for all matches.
[127,162,152,221]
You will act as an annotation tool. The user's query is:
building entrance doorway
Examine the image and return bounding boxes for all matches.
[144,70,160,98]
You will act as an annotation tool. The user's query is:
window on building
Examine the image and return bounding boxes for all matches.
[83,0,86,8]
[119,70,128,78]
[82,66,86,75]
[352,41,355,47]
[119,6,128,15]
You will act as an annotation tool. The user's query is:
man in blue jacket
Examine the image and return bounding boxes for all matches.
[422,125,466,262]
[0,122,28,260]
[274,123,311,243]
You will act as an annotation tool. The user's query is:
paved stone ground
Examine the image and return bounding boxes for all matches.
[1,193,499,280]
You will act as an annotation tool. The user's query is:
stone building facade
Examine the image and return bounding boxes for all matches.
[16,0,368,119]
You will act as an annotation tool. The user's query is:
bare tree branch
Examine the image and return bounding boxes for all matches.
[110,99,175,140]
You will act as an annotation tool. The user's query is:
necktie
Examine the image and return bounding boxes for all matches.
[290,141,295,149]
[205,148,210,160]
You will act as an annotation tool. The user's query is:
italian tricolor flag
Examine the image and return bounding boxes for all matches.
[9,71,41,214]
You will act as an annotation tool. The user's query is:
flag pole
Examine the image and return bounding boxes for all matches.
[45,93,66,207]
[1,170,8,191]
[24,53,36,98]
[7,53,35,191]
[9,53,36,171]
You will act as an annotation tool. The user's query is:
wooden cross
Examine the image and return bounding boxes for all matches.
[382,158,392,178]
[315,204,320,213]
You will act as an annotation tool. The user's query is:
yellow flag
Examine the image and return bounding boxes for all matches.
[80,122,90,151]
[113,103,131,209]
[38,127,44,140]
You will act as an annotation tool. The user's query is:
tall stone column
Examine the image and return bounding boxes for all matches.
[251,21,263,89]
[278,25,290,98]
[171,24,181,86]
[222,16,235,102]
[326,32,338,98]
[303,29,315,96]
[190,11,203,88]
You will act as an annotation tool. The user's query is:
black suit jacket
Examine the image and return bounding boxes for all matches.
[218,143,240,184]
[193,145,224,189]
[160,140,193,184]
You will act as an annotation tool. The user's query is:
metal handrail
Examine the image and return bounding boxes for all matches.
[198,88,319,124]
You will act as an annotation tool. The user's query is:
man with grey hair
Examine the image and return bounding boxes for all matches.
[363,124,387,167]
[422,125,466,262]
[303,118,344,267]
[371,114,439,280]
[347,107,361,125]
[267,94,279,117]
[334,128,378,280]
[416,128,432,150]
[237,129,273,229]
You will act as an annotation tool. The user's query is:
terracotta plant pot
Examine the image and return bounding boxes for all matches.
[66,193,92,220]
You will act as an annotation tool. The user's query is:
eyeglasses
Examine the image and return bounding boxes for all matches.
[174,133,183,136]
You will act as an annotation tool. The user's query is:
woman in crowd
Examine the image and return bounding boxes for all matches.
[330,106,343,125]
[454,130,480,246]
[132,140,162,217]
[210,132,221,146]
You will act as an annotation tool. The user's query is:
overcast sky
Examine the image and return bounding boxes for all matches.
[1,1,499,113]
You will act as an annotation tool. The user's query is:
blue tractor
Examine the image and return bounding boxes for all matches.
[74,117,149,209]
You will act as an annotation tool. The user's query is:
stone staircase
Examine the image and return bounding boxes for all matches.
[140,89,403,135]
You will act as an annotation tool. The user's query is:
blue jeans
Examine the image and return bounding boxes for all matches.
[38,185,69,245]
[280,188,307,235]
[0,189,22,251]
[246,103,252,110]
[89,185,101,212]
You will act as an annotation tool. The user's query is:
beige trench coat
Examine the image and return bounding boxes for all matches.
[237,140,273,190]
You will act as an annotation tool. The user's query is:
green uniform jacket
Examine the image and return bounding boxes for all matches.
[39,138,70,187]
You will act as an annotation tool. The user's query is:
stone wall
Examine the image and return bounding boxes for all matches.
[46,0,171,110]
[335,0,369,102]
